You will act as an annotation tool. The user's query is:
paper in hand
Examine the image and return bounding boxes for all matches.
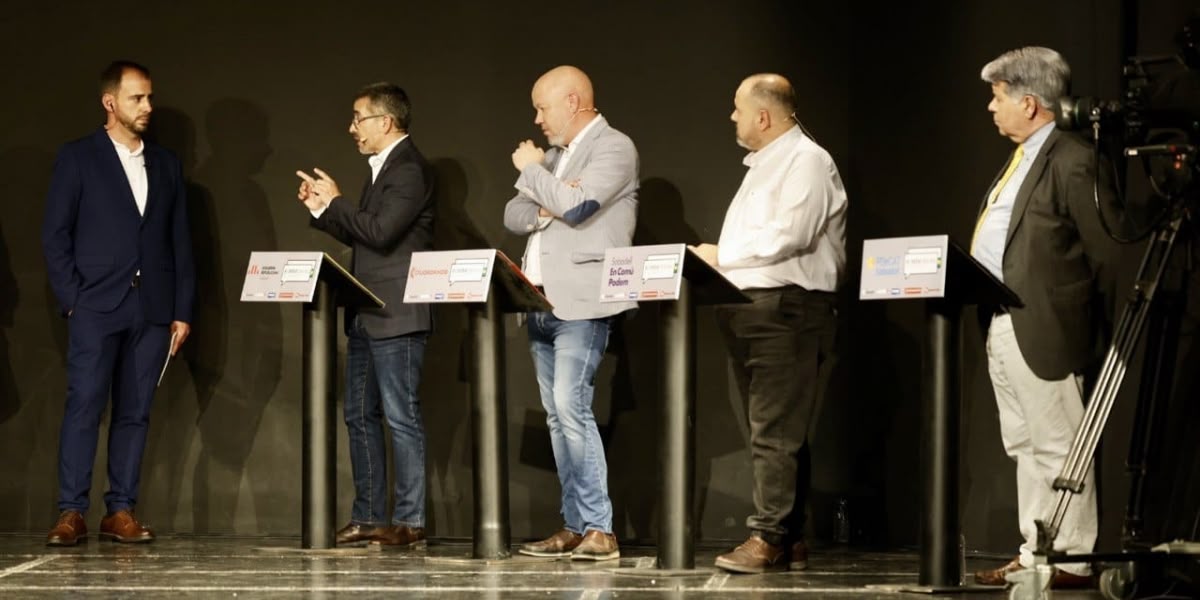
[157,331,179,387]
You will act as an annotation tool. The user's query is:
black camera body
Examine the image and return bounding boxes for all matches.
[1057,55,1200,149]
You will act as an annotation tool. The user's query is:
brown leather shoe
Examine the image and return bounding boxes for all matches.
[518,529,584,558]
[335,522,384,545]
[46,510,87,547]
[715,535,787,574]
[974,557,1024,586]
[974,557,1094,589]
[570,529,619,561]
[371,525,426,548]
[789,540,809,571]
[99,510,154,543]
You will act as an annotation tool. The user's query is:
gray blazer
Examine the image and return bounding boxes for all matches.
[504,116,638,321]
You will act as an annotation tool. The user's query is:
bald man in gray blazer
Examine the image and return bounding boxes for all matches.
[504,65,637,562]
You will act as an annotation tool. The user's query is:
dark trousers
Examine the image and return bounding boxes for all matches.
[59,289,169,513]
[716,286,837,543]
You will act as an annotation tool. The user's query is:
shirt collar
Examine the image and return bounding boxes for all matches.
[369,134,408,170]
[111,137,145,158]
[744,124,803,167]
[1020,121,1055,158]
[563,114,603,153]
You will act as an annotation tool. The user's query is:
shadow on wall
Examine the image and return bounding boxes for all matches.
[816,199,923,548]
[191,98,282,534]
[0,145,63,530]
[419,157,492,536]
[0,224,18,423]
[147,100,282,533]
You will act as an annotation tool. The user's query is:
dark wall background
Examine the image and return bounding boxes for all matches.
[0,0,1192,553]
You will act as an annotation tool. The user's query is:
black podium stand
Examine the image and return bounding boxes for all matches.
[468,251,552,559]
[656,249,750,570]
[904,242,1020,592]
[300,254,383,550]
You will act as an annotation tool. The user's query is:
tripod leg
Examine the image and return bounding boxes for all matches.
[1037,216,1185,555]
[1122,283,1181,548]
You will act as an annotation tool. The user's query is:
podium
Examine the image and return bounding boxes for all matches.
[660,249,750,570]
[598,244,749,570]
[241,252,383,549]
[404,249,551,559]
[859,236,1020,592]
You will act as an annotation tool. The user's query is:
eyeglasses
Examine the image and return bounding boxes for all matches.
[350,114,387,128]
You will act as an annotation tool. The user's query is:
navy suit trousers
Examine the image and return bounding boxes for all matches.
[59,288,170,513]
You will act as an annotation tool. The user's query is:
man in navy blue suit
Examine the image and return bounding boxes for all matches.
[41,61,195,546]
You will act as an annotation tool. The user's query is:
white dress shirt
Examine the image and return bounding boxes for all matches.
[716,125,848,291]
[523,115,603,286]
[310,134,408,219]
[111,137,148,216]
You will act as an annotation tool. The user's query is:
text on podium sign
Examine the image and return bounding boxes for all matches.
[241,251,325,302]
[859,235,950,300]
[404,249,497,303]
[599,243,686,302]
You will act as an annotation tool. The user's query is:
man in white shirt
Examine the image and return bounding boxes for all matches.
[692,73,847,574]
[296,83,436,548]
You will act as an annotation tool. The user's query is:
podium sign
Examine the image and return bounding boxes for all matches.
[241,251,325,302]
[599,243,685,303]
[860,235,951,300]
[404,249,497,304]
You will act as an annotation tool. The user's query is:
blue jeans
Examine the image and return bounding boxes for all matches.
[527,311,614,534]
[344,318,428,528]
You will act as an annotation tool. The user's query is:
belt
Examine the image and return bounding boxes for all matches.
[131,273,141,288]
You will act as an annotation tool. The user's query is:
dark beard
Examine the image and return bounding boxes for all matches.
[120,113,148,134]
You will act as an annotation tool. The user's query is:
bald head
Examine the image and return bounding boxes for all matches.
[531,65,598,146]
[741,74,796,120]
[731,73,798,150]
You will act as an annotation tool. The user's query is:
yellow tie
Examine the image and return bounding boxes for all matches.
[970,145,1024,254]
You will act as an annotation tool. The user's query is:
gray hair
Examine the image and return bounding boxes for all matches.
[980,46,1071,110]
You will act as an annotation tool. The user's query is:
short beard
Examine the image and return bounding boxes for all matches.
[120,113,148,134]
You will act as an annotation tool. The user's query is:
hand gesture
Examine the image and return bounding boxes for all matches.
[511,140,546,172]
[296,168,341,210]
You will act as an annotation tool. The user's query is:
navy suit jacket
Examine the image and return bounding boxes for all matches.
[311,137,435,338]
[42,127,195,325]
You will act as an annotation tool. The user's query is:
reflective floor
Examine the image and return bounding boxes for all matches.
[0,536,1106,598]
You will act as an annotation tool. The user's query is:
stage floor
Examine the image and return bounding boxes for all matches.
[0,536,1105,598]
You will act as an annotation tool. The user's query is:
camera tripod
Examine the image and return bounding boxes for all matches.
[1007,144,1199,600]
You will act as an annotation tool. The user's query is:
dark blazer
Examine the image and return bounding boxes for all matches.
[983,127,1121,381]
[42,127,195,325]
[312,136,434,338]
